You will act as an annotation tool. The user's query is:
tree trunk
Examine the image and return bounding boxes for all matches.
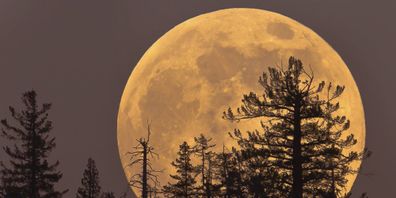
[142,144,148,198]
[201,150,206,197]
[292,103,303,198]
[184,156,188,197]
[31,113,38,198]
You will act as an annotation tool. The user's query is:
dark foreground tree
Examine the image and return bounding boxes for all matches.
[224,57,365,197]
[1,175,23,198]
[0,90,67,198]
[229,130,285,197]
[76,158,101,198]
[163,142,196,197]
[100,192,115,198]
[215,145,246,198]
[193,134,216,197]
[127,123,161,198]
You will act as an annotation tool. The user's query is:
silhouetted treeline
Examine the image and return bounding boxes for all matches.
[127,57,369,198]
[0,91,121,198]
[0,56,370,198]
[0,90,67,198]
[162,132,367,198]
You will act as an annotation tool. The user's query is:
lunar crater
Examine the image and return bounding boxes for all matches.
[267,22,295,40]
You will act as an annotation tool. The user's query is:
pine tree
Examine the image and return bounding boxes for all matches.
[0,172,21,198]
[224,57,364,197]
[314,95,370,197]
[193,134,216,198]
[0,90,67,198]
[76,158,101,198]
[226,148,247,197]
[163,142,196,198]
[206,151,221,197]
[215,145,243,198]
[227,133,285,197]
[100,192,115,198]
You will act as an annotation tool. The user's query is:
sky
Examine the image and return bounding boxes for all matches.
[0,0,395,197]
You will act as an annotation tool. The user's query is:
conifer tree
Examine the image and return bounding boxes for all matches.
[224,57,364,197]
[228,133,285,197]
[216,145,230,197]
[215,145,243,198]
[0,173,21,198]
[205,151,221,197]
[76,158,101,198]
[193,134,216,198]
[100,192,115,198]
[163,142,196,198]
[0,90,67,198]
[226,148,247,197]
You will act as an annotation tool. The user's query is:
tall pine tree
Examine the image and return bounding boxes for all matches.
[76,158,101,198]
[0,90,66,198]
[163,142,196,198]
[193,134,216,198]
[224,57,364,197]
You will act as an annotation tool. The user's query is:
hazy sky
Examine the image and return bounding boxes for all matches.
[0,0,395,197]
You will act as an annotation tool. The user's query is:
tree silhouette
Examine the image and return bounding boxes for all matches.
[100,192,115,198]
[226,148,248,197]
[230,129,287,197]
[224,57,364,197]
[215,145,231,198]
[163,142,196,198]
[147,183,160,198]
[215,145,246,198]
[205,151,221,197]
[127,123,161,198]
[0,172,22,198]
[76,158,101,198]
[193,134,216,198]
[0,90,67,198]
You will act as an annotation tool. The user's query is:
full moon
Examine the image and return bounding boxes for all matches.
[117,8,365,195]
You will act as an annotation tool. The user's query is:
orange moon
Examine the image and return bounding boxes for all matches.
[117,8,365,194]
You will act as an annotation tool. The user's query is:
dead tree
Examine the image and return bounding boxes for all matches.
[126,123,161,198]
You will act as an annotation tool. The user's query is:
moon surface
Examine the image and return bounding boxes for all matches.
[117,8,365,194]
